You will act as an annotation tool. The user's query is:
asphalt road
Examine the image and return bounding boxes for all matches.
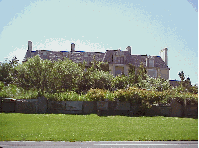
[0,141,198,148]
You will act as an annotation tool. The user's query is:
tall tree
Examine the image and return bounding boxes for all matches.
[0,56,19,85]
[178,71,185,82]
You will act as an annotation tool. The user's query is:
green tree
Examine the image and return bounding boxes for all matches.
[127,63,136,87]
[0,56,19,85]
[178,71,185,87]
[139,75,170,91]
[112,74,129,90]
[14,55,44,93]
[50,58,82,93]
[92,70,113,90]
[136,62,147,83]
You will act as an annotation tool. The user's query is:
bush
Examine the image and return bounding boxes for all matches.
[114,89,128,102]
[0,81,4,91]
[112,75,129,90]
[138,76,170,91]
[0,84,38,99]
[86,88,112,101]
[188,85,198,94]
[114,87,142,103]
[44,91,83,101]
[77,69,114,94]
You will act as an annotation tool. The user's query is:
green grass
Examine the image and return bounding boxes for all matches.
[0,113,197,141]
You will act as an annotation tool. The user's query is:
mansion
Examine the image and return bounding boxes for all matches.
[24,41,170,80]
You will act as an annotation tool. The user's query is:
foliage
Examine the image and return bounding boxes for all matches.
[77,69,93,94]
[112,74,129,90]
[50,58,82,93]
[138,75,170,91]
[85,88,112,101]
[114,87,141,103]
[127,63,147,87]
[77,69,113,93]
[14,55,45,92]
[188,85,198,94]
[0,56,19,85]
[14,56,82,94]
[44,91,84,101]
[0,84,38,99]
[92,70,113,90]
[0,81,4,91]
[161,87,198,104]
[96,61,109,72]
[178,71,185,82]
[135,62,147,83]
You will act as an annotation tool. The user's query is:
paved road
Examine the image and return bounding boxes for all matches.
[0,141,198,148]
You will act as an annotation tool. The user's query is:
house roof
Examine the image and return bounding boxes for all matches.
[24,48,169,69]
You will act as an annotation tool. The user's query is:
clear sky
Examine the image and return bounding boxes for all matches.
[0,0,198,84]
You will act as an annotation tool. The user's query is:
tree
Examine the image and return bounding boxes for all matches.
[127,64,136,87]
[14,55,44,92]
[178,71,185,87]
[0,56,19,85]
[49,58,82,93]
[139,75,170,91]
[14,56,82,94]
[112,74,129,90]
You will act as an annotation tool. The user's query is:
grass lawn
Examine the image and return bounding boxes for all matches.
[0,113,198,141]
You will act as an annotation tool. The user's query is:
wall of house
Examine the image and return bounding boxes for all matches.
[109,64,129,76]
[159,68,169,80]
[147,68,157,78]
[115,66,124,75]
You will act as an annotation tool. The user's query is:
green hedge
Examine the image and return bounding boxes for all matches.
[85,88,114,101]
[0,84,197,105]
[44,91,89,101]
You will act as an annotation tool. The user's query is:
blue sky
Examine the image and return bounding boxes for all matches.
[0,0,198,84]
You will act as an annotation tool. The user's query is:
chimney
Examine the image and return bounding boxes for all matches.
[126,46,131,55]
[28,41,32,51]
[71,43,75,52]
[159,48,168,66]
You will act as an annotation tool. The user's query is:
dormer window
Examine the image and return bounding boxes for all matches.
[149,58,154,67]
[146,56,154,67]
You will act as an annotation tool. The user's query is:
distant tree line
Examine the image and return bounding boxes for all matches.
[0,55,197,96]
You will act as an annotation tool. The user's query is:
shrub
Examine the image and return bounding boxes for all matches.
[112,75,129,90]
[114,89,128,102]
[0,81,4,91]
[138,76,170,91]
[188,85,198,94]
[92,70,113,90]
[86,88,110,101]
[77,69,114,94]
[104,91,115,101]
[0,84,38,99]
[114,87,142,103]
[44,91,82,101]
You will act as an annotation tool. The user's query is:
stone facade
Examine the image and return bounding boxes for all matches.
[24,41,170,79]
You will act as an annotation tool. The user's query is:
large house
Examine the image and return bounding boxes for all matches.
[24,41,170,80]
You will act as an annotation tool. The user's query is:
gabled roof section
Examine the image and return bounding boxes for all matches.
[128,55,147,67]
[102,50,115,63]
[154,56,169,68]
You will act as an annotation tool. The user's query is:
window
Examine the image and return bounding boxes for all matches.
[149,59,154,67]
[147,69,157,78]
[116,57,120,63]
[116,57,124,64]
[43,52,47,56]
[120,57,124,63]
